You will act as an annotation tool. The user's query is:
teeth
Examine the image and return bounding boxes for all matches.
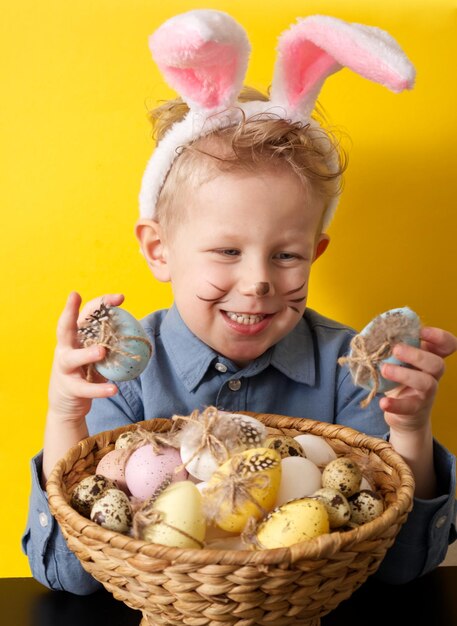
[226,312,265,325]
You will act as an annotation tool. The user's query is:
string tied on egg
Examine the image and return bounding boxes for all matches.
[202,455,271,524]
[172,406,234,472]
[132,487,204,548]
[338,335,392,408]
[240,516,265,550]
[78,304,152,382]
[117,425,178,467]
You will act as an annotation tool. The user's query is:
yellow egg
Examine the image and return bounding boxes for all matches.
[256,498,330,549]
[138,480,206,549]
[202,447,281,533]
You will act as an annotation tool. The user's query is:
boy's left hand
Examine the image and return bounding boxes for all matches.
[379,326,457,431]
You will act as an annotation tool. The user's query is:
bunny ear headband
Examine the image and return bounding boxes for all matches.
[139,10,415,228]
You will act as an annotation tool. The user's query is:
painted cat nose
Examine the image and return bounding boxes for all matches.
[254,282,270,296]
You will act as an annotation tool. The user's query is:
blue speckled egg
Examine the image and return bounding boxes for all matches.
[350,306,421,393]
[79,305,152,382]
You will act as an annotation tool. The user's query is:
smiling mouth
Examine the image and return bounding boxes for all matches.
[225,311,267,325]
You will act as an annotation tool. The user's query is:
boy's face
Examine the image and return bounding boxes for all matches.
[145,168,329,366]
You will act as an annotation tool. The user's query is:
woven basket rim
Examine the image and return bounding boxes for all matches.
[47,413,415,567]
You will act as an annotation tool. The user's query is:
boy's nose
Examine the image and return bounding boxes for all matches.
[254,282,270,296]
[241,281,273,297]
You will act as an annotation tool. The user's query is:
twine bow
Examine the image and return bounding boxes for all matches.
[78,304,152,382]
[172,406,232,471]
[338,334,392,408]
[120,425,178,466]
[202,455,271,523]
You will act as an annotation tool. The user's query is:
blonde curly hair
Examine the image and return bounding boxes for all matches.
[147,87,347,235]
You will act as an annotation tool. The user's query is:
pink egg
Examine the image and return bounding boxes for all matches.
[124,444,188,500]
[96,449,129,494]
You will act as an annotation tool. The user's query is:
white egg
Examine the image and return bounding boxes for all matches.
[179,412,267,481]
[293,434,337,466]
[275,456,322,507]
[180,446,219,481]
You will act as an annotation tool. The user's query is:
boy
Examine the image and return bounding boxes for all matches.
[23,10,457,594]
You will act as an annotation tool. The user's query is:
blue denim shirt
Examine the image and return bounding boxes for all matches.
[22,306,457,594]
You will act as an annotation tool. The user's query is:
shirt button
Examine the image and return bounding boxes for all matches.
[228,379,241,391]
[435,515,447,529]
[39,512,49,528]
[215,362,228,373]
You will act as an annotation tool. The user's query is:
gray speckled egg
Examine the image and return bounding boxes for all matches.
[312,487,351,528]
[115,431,137,450]
[349,489,384,525]
[90,488,132,533]
[265,435,306,459]
[70,474,116,518]
[321,457,362,497]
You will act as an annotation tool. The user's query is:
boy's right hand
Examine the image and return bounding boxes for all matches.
[48,291,124,422]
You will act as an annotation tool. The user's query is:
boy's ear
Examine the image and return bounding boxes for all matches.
[313,233,330,262]
[135,219,171,282]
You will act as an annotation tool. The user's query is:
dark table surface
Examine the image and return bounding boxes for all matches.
[3,569,457,625]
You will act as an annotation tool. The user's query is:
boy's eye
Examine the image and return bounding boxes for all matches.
[217,249,240,257]
[275,252,297,260]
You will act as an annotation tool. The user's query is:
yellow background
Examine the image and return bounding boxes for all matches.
[1,0,456,577]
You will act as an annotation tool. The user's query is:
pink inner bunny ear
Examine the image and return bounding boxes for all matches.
[271,15,416,116]
[149,10,250,112]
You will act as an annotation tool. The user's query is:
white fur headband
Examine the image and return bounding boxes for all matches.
[139,10,415,228]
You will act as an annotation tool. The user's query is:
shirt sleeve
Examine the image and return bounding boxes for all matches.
[336,355,457,584]
[21,452,102,595]
[374,439,457,584]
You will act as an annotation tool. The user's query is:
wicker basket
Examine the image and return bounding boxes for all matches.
[47,413,415,626]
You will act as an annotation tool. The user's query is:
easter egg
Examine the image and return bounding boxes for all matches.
[202,448,281,533]
[180,411,267,481]
[125,444,188,500]
[265,435,305,459]
[90,488,132,533]
[349,489,384,525]
[138,481,206,549]
[78,304,152,382]
[96,449,129,494]
[293,434,337,467]
[256,498,329,549]
[321,457,362,498]
[347,306,421,394]
[275,456,322,507]
[312,487,351,528]
[70,474,116,518]
[115,431,138,450]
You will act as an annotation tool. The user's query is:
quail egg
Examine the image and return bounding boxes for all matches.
[349,489,384,525]
[70,474,116,518]
[90,488,133,533]
[265,435,306,459]
[311,487,351,528]
[321,456,362,497]
[115,431,138,450]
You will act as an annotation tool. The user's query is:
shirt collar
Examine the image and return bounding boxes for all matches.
[161,305,316,391]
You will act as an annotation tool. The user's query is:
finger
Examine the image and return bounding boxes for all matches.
[381,361,439,395]
[77,293,125,327]
[59,344,107,374]
[420,327,457,358]
[56,292,82,347]
[380,394,423,416]
[67,379,118,399]
[391,343,445,380]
